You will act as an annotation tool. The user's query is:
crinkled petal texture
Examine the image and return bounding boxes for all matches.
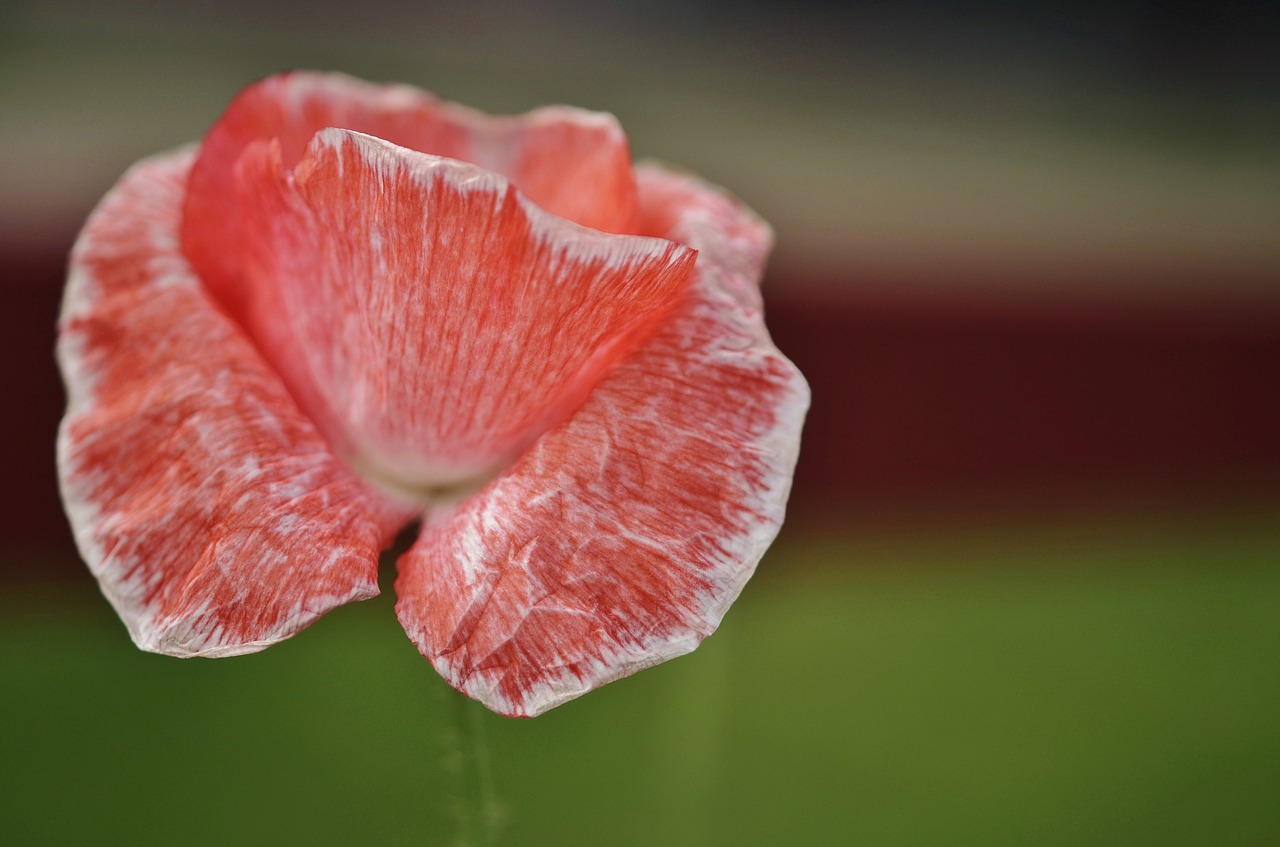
[230,129,695,490]
[57,148,416,657]
[395,163,809,717]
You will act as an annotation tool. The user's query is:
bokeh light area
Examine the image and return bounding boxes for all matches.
[3,1,1279,845]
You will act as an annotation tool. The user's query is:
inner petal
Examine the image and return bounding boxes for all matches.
[182,72,638,310]
[232,129,695,497]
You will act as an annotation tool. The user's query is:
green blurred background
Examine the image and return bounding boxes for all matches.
[3,1,1279,844]
[5,519,1280,845]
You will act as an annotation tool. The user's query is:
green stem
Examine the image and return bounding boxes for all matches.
[441,685,502,847]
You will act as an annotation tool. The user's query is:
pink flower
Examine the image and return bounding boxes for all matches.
[56,72,808,717]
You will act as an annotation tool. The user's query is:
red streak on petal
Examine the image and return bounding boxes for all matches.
[58,148,415,656]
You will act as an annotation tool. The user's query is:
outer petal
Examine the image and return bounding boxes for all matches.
[183,70,637,312]
[57,148,416,657]
[395,163,809,717]
[233,129,695,492]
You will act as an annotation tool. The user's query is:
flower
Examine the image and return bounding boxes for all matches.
[56,72,809,717]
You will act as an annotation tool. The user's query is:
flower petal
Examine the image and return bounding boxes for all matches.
[394,164,809,717]
[183,70,637,308]
[57,148,416,657]
[232,129,696,493]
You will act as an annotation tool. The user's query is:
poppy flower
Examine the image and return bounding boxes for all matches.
[56,72,809,717]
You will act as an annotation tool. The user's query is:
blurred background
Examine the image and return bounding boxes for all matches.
[2,1,1278,844]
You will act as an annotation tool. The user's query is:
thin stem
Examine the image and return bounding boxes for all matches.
[441,685,503,847]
